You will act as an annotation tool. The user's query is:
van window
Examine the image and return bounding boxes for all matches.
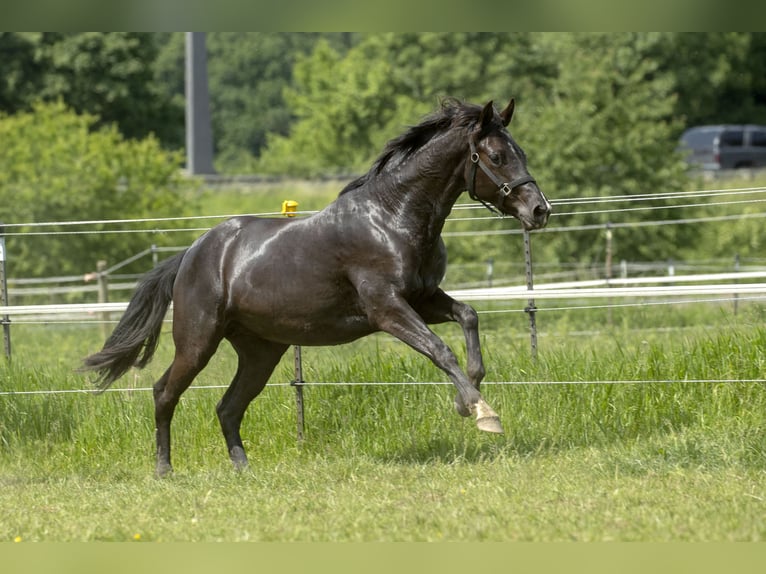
[682,130,716,148]
[720,130,744,147]
[751,130,766,147]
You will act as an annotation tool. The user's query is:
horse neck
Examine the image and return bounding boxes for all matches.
[373,131,468,243]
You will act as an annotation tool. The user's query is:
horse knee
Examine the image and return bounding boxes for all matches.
[465,308,480,331]
[469,363,486,387]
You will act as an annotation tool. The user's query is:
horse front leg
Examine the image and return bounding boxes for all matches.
[366,290,502,434]
[414,289,486,417]
[415,288,486,388]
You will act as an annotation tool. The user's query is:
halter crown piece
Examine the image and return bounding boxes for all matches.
[466,137,536,215]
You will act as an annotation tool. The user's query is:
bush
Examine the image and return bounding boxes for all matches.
[0,101,197,278]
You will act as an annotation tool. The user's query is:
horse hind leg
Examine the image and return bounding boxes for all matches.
[154,339,221,477]
[216,332,289,470]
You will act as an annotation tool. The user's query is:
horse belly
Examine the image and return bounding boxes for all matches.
[228,279,376,346]
[234,309,376,346]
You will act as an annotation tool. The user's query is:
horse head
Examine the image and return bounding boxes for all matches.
[466,98,551,230]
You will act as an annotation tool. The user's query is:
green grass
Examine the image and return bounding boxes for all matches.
[2,178,766,541]
[1,302,765,541]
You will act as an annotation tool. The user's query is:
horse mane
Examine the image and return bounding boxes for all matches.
[339,98,484,195]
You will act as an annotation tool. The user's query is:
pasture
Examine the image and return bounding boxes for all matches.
[2,179,766,541]
[1,300,765,541]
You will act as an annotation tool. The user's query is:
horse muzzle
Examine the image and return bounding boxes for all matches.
[527,193,552,230]
[500,182,552,230]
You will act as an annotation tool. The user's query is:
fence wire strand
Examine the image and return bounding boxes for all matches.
[1,185,765,237]
[2,378,763,397]
[3,181,766,399]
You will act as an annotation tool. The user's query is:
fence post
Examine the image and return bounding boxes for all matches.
[282,199,305,441]
[733,253,740,316]
[0,222,11,360]
[291,345,305,442]
[605,222,613,327]
[523,230,538,359]
[97,260,109,340]
[486,257,494,288]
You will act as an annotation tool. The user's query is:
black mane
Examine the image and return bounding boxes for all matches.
[339,99,483,195]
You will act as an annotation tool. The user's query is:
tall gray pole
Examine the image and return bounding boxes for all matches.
[185,32,215,175]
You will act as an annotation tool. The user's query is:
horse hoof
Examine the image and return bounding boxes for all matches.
[476,415,504,434]
[155,462,173,478]
[474,398,504,434]
[230,446,249,470]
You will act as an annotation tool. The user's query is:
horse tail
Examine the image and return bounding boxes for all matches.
[80,250,187,389]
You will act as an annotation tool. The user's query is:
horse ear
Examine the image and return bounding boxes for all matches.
[477,100,495,133]
[499,98,515,127]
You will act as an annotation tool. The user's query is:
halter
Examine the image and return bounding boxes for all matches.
[467,137,536,215]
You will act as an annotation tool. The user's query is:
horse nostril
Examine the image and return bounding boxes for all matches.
[534,203,551,221]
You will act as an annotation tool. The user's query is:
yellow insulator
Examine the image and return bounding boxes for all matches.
[281,200,299,217]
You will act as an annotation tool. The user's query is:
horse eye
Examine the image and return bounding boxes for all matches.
[488,152,502,166]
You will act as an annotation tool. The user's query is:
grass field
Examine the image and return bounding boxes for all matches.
[1,298,765,541]
[2,178,766,541]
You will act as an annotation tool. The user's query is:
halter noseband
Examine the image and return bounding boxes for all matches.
[467,137,536,215]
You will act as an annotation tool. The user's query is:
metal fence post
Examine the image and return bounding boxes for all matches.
[605,222,613,327]
[96,260,109,340]
[0,222,11,360]
[733,253,740,316]
[486,257,494,288]
[523,230,538,359]
[291,346,305,442]
[282,199,305,441]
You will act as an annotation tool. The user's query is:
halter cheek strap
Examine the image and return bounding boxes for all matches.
[467,138,536,215]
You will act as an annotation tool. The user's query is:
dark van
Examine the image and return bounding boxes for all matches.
[679,125,766,170]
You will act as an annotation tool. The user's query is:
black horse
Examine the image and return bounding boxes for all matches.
[82,98,551,476]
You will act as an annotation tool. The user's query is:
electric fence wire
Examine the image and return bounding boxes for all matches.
[2,378,764,397]
[1,185,765,237]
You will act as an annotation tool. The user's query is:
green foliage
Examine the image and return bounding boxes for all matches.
[0,33,43,111]
[3,33,766,273]
[661,32,766,127]
[0,32,182,146]
[516,33,693,264]
[0,101,196,278]
[256,33,546,176]
[675,173,766,263]
[153,33,358,173]
[256,38,421,176]
[258,33,698,264]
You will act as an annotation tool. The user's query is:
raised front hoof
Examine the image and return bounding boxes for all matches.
[476,415,504,434]
[474,398,504,434]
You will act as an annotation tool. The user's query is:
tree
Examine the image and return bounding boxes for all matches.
[254,33,694,265]
[255,33,544,176]
[256,38,419,176]
[657,33,766,128]
[153,32,357,172]
[0,33,183,147]
[0,33,44,112]
[0,102,195,279]
[509,33,693,265]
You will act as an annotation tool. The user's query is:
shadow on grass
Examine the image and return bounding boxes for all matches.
[373,432,573,465]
